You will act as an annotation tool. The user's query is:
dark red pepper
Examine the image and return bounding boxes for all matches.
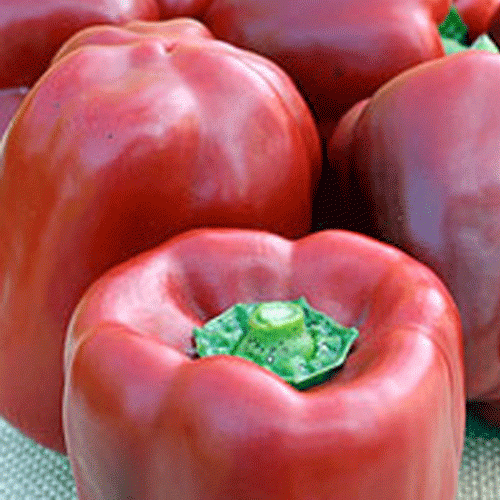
[328,49,500,412]
[454,0,500,40]
[197,0,451,139]
[0,0,160,88]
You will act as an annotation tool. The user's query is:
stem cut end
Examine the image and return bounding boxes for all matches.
[193,298,358,390]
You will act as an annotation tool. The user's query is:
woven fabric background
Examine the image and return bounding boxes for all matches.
[0,405,498,499]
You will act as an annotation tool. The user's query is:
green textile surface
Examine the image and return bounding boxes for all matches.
[0,406,498,499]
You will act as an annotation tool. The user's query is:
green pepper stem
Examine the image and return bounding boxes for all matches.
[248,302,306,344]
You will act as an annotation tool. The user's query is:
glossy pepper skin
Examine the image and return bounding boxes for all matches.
[0,0,161,89]
[186,0,453,139]
[328,50,500,408]
[0,18,321,453]
[63,228,465,500]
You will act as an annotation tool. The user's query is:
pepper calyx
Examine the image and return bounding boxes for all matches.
[193,297,359,390]
[439,6,499,54]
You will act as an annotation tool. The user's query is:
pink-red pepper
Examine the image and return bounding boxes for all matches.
[328,49,500,414]
[63,228,465,500]
[0,18,321,452]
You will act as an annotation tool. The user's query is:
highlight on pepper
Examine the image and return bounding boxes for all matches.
[193,297,359,390]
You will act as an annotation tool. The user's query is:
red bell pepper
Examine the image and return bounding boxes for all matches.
[0,87,28,137]
[0,0,160,88]
[453,0,500,40]
[328,49,500,411]
[63,228,465,500]
[189,0,452,139]
[0,18,321,452]
[487,3,500,46]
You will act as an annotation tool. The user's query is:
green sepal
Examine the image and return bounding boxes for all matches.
[439,6,468,44]
[441,37,468,55]
[193,297,359,390]
[470,33,500,54]
[193,303,255,357]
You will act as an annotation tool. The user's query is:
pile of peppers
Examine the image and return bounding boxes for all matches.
[1,2,500,499]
